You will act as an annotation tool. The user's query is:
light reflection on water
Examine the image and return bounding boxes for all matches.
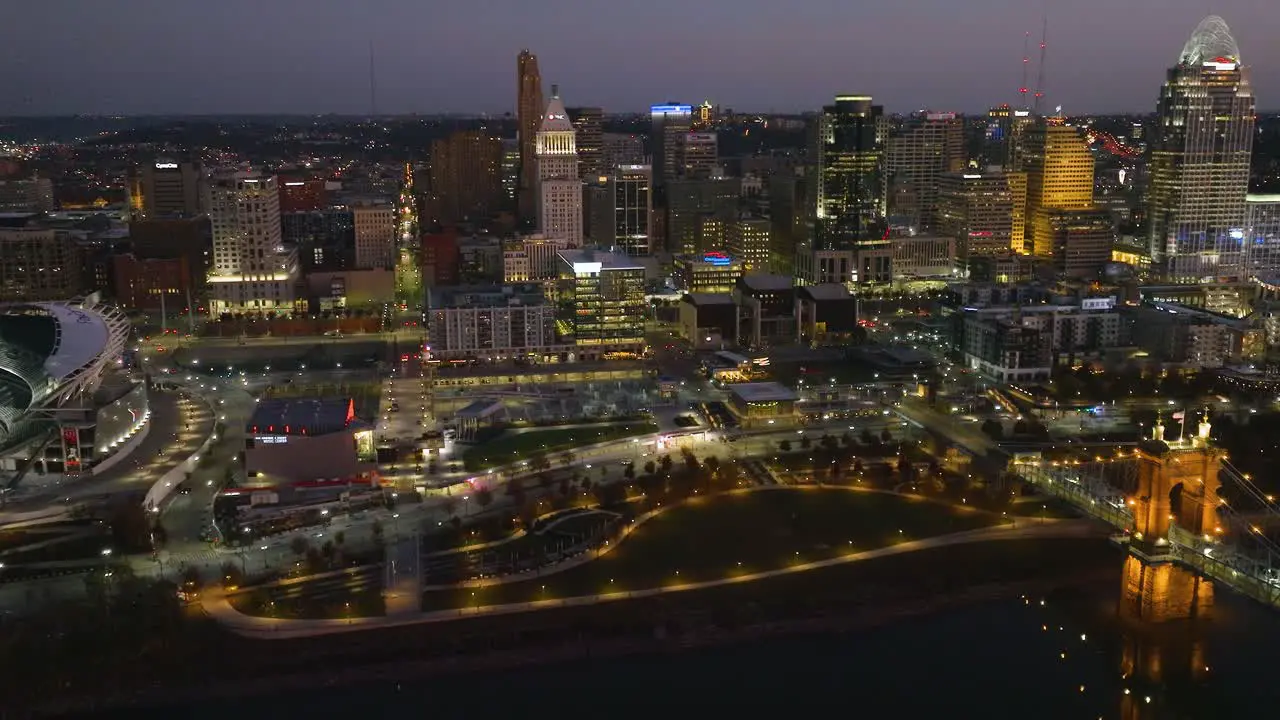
[175,563,1280,719]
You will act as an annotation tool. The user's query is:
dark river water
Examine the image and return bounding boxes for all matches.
[168,573,1280,720]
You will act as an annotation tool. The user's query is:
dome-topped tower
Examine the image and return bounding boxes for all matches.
[1179,15,1241,65]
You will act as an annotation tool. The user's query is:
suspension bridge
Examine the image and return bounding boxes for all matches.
[1010,413,1280,611]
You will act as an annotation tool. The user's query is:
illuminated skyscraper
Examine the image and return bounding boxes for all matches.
[568,106,604,180]
[650,103,693,188]
[814,95,883,249]
[937,170,1026,265]
[517,50,544,223]
[208,172,299,315]
[536,86,583,247]
[1147,16,1256,282]
[1020,119,1095,256]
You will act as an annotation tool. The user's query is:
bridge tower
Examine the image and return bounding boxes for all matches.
[1121,411,1221,623]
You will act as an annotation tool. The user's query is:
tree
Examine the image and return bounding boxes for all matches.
[820,434,837,451]
[624,464,636,481]
[644,460,657,476]
[289,536,311,557]
[321,540,336,565]
[440,495,459,517]
[371,521,385,546]
[537,473,554,491]
[880,427,893,443]
[108,502,154,554]
[799,435,812,450]
[475,487,494,508]
[860,428,876,445]
[980,419,1004,440]
[179,565,203,591]
[682,450,700,473]
[779,439,792,453]
[558,477,571,497]
[530,453,551,472]
[659,454,674,475]
[559,450,576,467]
[219,561,243,588]
[853,458,865,475]
[841,431,854,447]
[704,455,721,478]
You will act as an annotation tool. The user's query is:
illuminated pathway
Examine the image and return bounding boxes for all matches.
[203,513,1104,639]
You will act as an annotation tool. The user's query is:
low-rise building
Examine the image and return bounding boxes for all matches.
[244,398,377,485]
[679,293,737,349]
[795,284,858,345]
[673,252,744,294]
[727,382,799,427]
[734,274,795,348]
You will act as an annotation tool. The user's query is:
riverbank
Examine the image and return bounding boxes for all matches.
[38,536,1118,715]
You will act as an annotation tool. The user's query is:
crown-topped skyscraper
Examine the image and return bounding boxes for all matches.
[536,85,583,248]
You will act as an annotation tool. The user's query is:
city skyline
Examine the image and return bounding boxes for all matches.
[1,1,1276,116]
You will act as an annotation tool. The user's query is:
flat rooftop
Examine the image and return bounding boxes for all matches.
[557,248,644,272]
[428,284,546,309]
[247,397,361,436]
[683,293,736,306]
[738,274,794,292]
[729,382,799,404]
[799,283,852,301]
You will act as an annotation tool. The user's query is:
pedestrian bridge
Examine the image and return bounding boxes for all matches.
[1010,419,1280,611]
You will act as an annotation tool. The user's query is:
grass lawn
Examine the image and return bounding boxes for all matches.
[422,488,1000,610]
[462,422,658,471]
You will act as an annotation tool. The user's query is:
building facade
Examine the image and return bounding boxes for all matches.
[536,89,584,247]
[426,284,558,360]
[554,249,645,357]
[568,107,604,180]
[517,50,544,222]
[1147,16,1255,282]
[1021,120,1096,257]
[426,130,505,228]
[208,173,299,316]
[352,203,396,270]
[815,95,884,250]
[884,112,966,230]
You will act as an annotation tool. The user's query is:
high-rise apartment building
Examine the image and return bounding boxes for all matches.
[1147,16,1255,282]
[536,87,583,247]
[208,173,298,315]
[588,165,652,256]
[568,107,604,180]
[1020,120,1095,256]
[128,159,207,220]
[815,95,884,250]
[677,132,719,179]
[516,50,544,223]
[937,170,1027,264]
[426,130,504,228]
[500,139,520,210]
[650,104,693,188]
[984,105,1014,167]
[884,112,966,230]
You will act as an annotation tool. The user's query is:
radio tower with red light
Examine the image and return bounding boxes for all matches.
[1032,18,1048,115]
[1019,31,1031,110]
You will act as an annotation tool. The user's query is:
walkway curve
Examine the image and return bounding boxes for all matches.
[204,517,1105,639]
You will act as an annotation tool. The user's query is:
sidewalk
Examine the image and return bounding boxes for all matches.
[204,518,1104,639]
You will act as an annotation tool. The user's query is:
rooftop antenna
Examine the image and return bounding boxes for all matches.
[1019,31,1031,110]
[368,40,377,117]
[1032,17,1048,116]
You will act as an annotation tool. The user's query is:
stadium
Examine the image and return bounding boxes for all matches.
[0,296,144,489]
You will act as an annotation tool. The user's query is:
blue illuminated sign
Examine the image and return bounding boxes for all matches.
[702,253,732,266]
[651,104,693,114]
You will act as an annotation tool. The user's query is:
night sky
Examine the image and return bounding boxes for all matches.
[2,0,1275,116]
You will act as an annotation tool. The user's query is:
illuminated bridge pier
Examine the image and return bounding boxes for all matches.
[1012,413,1280,617]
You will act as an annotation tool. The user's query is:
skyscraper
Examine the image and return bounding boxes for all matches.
[1020,120,1095,256]
[814,95,884,249]
[588,164,652,256]
[516,50,544,223]
[650,104,693,189]
[568,106,604,180]
[937,170,1026,265]
[884,112,966,230]
[536,86,583,247]
[426,129,504,228]
[128,159,207,220]
[1147,16,1256,282]
[677,133,719,179]
[208,172,299,316]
